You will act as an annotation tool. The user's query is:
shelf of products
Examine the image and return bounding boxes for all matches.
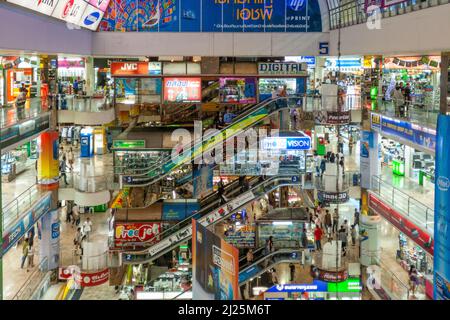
[1,148,34,182]
[397,233,433,277]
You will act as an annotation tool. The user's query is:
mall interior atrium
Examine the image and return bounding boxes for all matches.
[0,0,450,302]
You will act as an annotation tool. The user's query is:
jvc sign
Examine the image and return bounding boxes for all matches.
[262,137,311,150]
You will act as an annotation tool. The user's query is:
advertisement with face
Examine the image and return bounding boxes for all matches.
[192,220,239,300]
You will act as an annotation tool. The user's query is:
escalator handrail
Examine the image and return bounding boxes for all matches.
[121,176,298,261]
[118,95,305,178]
[239,249,304,274]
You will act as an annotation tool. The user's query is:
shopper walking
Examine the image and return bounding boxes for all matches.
[82,217,93,242]
[348,135,354,155]
[409,265,419,297]
[314,226,323,251]
[320,158,326,178]
[314,153,320,177]
[289,263,296,282]
[354,208,360,226]
[339,156,345,176]
[351,225,357,246]
[301,228,308,248]
[15,87,27,120]
[217,178,227,204]
[67,147,75,172]
[324,210,332,237]
[246,249,254,265]
[392,86,405,117]
[20,239,29,269]
[27,245,35,271]
[72,204,80,227]
[338,226,348,257]
[60,156,68,185]
[338,136,344,154]
[332,208,339,234]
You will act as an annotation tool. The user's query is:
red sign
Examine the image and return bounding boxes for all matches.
[368,193,434,255]
[111,62,149,76]
[163,78,202,103]
[59,268,110,287]
[114,222,161,246]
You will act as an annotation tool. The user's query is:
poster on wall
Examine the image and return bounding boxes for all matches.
[163,78,201,103]
[162,200,200,221]
[193,164,214,198]
[99,0,323,32]
[219,78,257,104]
[225,223,256,249]
[192,220,239,300]
[434,114,450,300]
[114,222,161,246]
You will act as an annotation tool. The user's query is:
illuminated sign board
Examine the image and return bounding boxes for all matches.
[163,78,202,103]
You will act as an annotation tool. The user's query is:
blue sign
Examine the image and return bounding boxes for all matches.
[262,137,311,150]
[266,280,328,293]
[239,265,261,284]
[84,12,101,26]
[286,137,311,150]
[292,176,299,183]
[101,0,323,33]
[371,113,436,153]
[163,201,200,221]
[434,114,450,300]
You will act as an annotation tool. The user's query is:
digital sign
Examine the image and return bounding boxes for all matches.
[163,78,202,103]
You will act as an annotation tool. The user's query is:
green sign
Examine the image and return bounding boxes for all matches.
[327,278,362,293]
[112,140,146,149]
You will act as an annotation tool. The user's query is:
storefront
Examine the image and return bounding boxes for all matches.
[1,56,40,103]
[382,56,441,108]
[263,278,362,300]
[57,57,86,95]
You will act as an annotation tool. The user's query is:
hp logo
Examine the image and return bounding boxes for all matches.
[288,0,306,11]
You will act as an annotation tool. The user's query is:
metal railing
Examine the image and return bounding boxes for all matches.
[373,257,411,300]
[370,96,439,128]
[52,94,112,112]
[371,175,434,234]
[1,184,43,231]
[61,171,115,192]
[11,257,49,300]
[0,97,50,128]
[328,0,450,30]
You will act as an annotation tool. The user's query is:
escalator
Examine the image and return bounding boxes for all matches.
[238,249,304,286]
[120,175,301,265]
[119,96,304,189]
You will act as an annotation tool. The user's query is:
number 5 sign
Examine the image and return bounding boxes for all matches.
[319,42,329,55]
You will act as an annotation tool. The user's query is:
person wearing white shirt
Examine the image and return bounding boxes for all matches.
[82,217,93,241]
[271,87,279,100]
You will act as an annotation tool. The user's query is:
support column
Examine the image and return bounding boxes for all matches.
[37,131,61,272]
[85,57,95,96]
[359,214,381,267]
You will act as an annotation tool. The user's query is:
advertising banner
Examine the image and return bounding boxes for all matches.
[258,63,308,76]
[40,210,60,270]
[368,193,434,256]
[114,222,161,246]
[52,0,88,24]
[360,130,379,189]
[219,77,257,104]
[225,224,256,249]
[192,220,239,300]
[193,164,214,199]
[163,78,202,103]
[99,0,323,33]
[261,137,312,151]
[314,111,351,125]
[111,62,150,76]
[2,194,51,255]
[80,3,104,30]
[59,267,110,287]
[434,114,450,300]
[371,113,436,154]
[162,200,200,221]
[38,131,59,184]
[7,0,58,15]
[317,190,349,204]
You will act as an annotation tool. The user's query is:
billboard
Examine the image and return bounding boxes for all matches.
[192,220,239,300]
[162,200,200,221]
[163,78,202,103]
[219,77,257,104]
[114,222,161,246]
[434,114,450,300]
[99,0,323,32]
[111,62,150,76]
[40,210,60,270]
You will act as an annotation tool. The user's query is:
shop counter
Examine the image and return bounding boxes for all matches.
[392,159,405,176]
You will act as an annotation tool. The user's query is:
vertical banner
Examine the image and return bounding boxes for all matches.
[360,131,378,189]
[193,164,214,198]
[38,131,59,185]
[434,114,450,300]
[192,220,239,300]
[40,210,60,271]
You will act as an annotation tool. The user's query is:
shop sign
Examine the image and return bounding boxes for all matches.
[325,58,362,69]
[163,78,202,103]
[371,113,436,154]
[266,280,328,293]
[312,268,349,282]
[314,111,351,125]
[327,278,362,293]
[7,0,58,15]
[114,222,161,245]
[261,137,311,150]
[111,62,150,76]
[100,0,323,33]
[80,4,103,30]
[58,58,85,69]
[59,267,110,287]
[149,62,162,75]
[112,140,145,149]
[224,224,256,249]
[258,63,308,76]
[368,193,434,255]
[284,56,316,67]
[317,191,349,204]
[52,0,88,24]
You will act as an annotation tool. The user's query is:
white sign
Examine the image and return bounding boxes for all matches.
[8,0,59,15]
[52,0,87,24]
[79,4,103,30]
[258,62,308,76]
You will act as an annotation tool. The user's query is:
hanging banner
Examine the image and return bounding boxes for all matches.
[193,164,214,198]
[40,209,60,270]
[192,220,239,300]
[99,0,323,33]
[434,114,450,300]
[114,222,161,246]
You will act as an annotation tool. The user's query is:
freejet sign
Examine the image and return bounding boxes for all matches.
[262,137,311,150]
